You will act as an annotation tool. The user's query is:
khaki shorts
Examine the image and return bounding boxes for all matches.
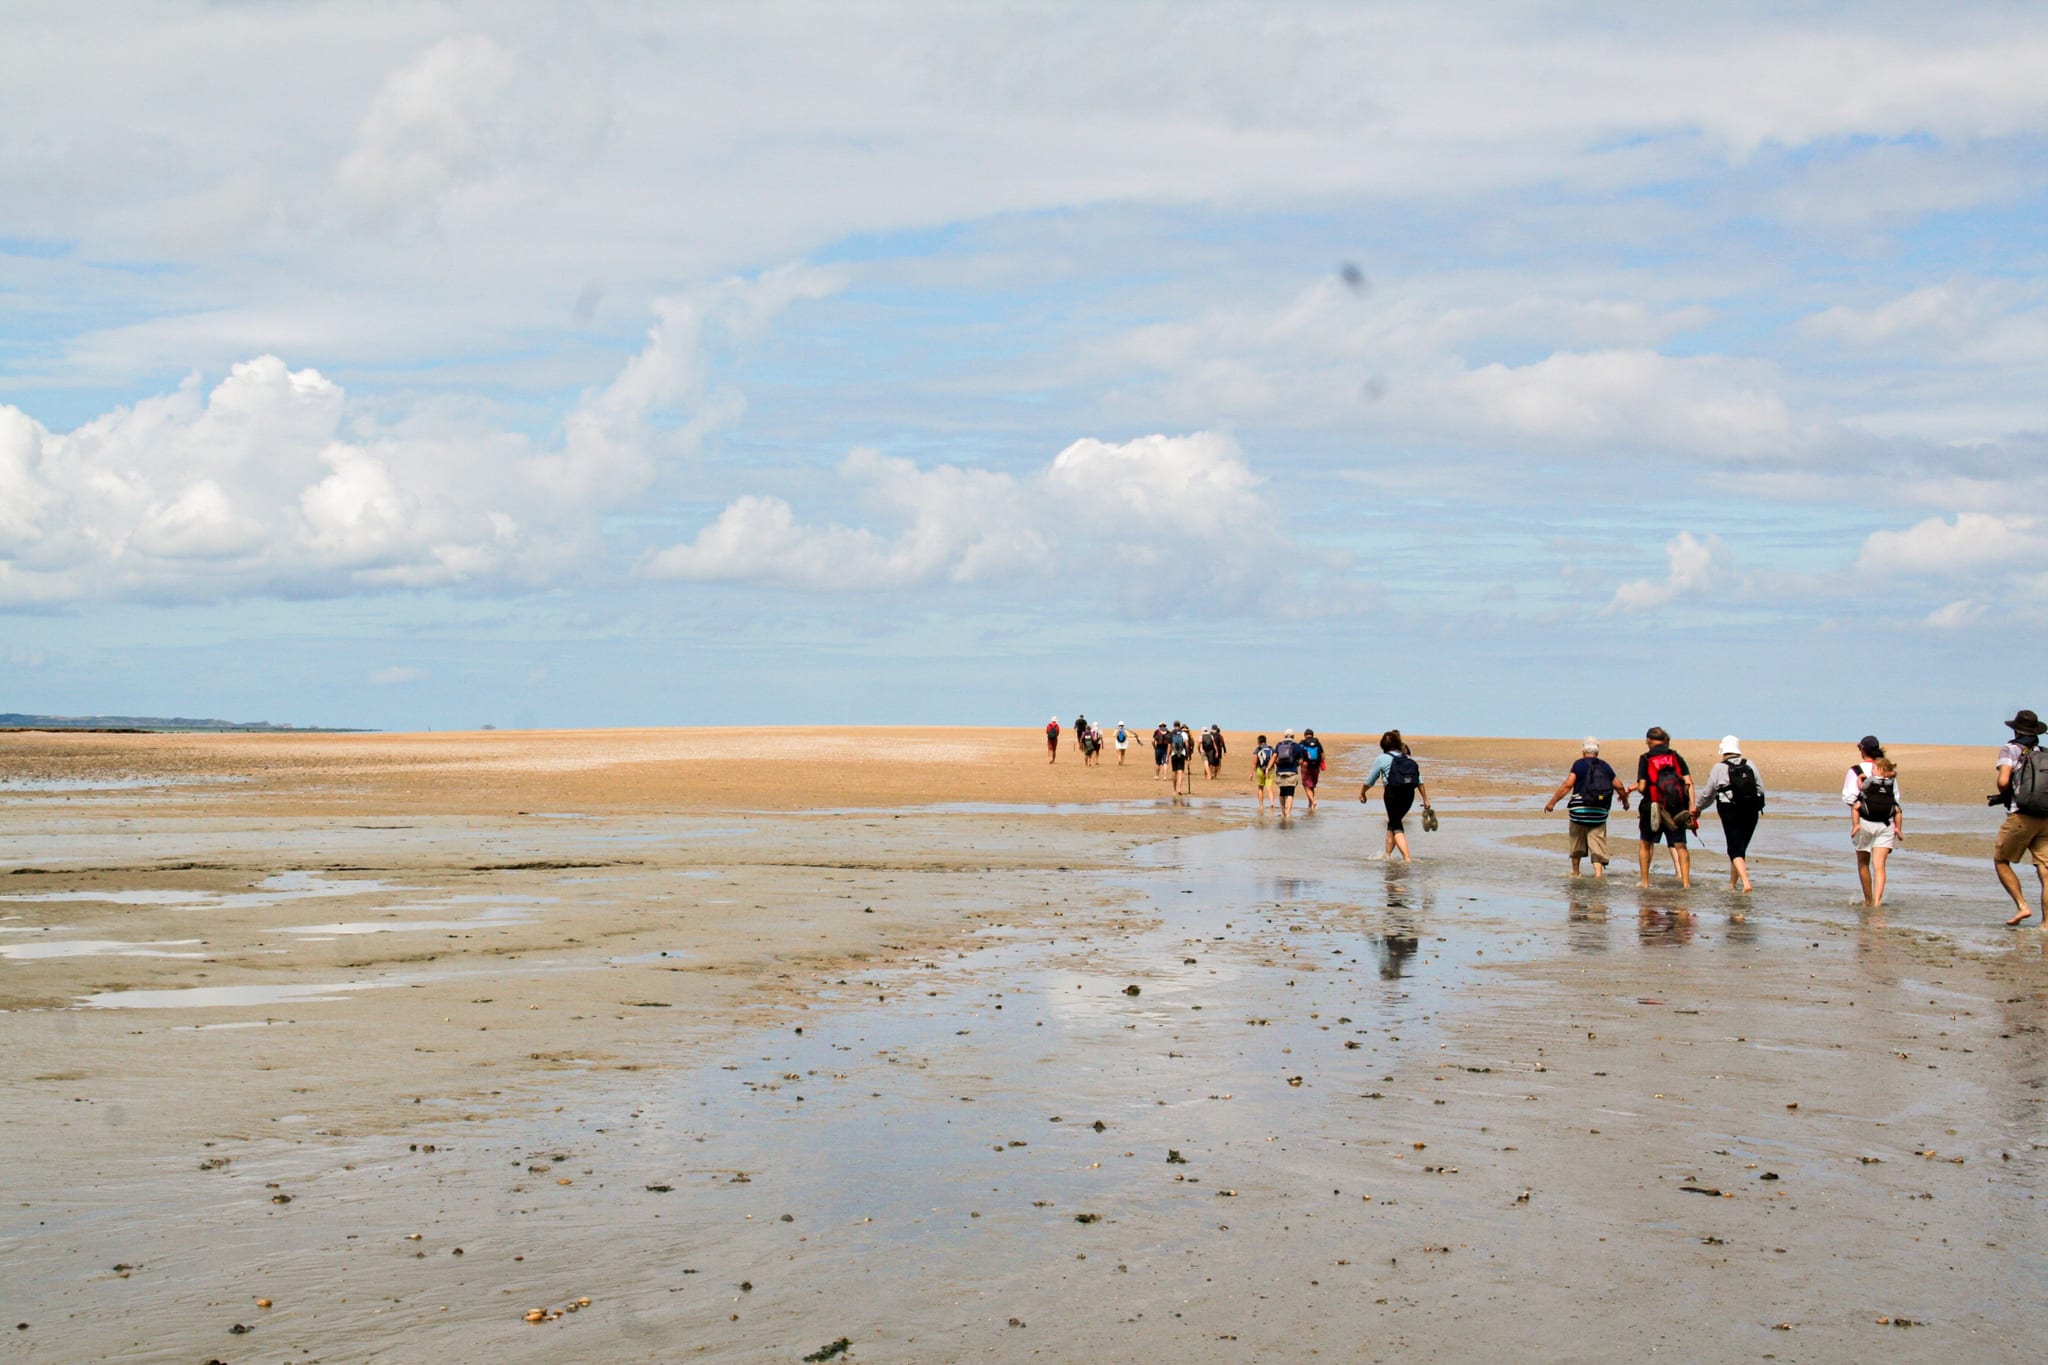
[1567,820,1609,865]
[1851,819,1896,853]
[1995,810,2048,865]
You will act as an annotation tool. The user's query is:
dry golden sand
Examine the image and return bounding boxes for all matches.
[0,725,2009,816]
[3,727,2044,1360]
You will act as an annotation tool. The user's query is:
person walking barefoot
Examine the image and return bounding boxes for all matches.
[1272,730,1303,818]
[1993,709,2048,926]
[1046,716,1060,763]
[1300,729,1326,812]
[1253,735,1275,814]
[1359,730,1430,862]
[1543,738,1619,878]
[1843,737,1902,907]
[1628,727,1694,889]
[1692,736,1766,894]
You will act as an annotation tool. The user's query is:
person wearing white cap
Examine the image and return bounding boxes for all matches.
[1542,738,1622,877]
[1692,736,1767,894]
[1271,730,1304,817]
[1046,716,1061,763]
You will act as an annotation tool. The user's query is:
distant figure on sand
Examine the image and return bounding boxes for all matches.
[1692,736,1766,894]
[1300,729,1325,811]
[1272,730,1303,817]
[1073,715,1088,760]
[1253,735,1275,813]
[1543,738,1620,878]
[1994,709,2048,926]
[1153,723,1170,780]
[1046,716,1060,763]
[1843,736,1902,908]
[1201,724,1227,780]
[1170,721,1194,795]
[1360,729,1431,861]
[1115,723,1129,765]
[1630,727,1693,888]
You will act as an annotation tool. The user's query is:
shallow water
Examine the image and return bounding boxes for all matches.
[6,801,2044,1361]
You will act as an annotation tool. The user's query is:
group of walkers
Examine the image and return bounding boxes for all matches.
[1042,710,2048,921]
[1247,728,1330,818]
[1536,712,2048,923]
[1045,717,1231,796]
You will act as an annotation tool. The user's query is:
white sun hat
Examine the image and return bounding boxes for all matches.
[1720,735,1741,755]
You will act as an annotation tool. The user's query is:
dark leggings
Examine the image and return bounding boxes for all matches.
[1384,784,1416,832]
[1721,808,1759,861]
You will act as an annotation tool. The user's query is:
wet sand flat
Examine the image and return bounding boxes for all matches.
[2,728,2044,1362]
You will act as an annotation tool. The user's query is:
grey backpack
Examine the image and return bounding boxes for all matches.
[2013,746,2048,817]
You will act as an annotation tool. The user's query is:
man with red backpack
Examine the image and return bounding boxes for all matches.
[1629,726,1694,888]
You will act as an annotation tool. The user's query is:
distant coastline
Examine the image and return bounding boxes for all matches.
[0,713,366,734]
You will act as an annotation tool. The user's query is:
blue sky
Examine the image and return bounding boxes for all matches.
[3,2,2045,742]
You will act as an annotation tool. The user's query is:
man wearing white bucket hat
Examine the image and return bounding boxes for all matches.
[1692,736,1767,894]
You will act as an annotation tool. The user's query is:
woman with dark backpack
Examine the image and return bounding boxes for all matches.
[1842,736,1903,907]
[1359,729,1431,862]
[1692,736,1766,894]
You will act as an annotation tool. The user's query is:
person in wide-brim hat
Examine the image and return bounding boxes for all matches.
[1996,708,2048,925]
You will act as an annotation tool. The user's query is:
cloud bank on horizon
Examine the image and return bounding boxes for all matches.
[2,2,2044,731]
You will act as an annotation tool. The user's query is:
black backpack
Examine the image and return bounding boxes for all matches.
[1858,773,1898,825]
[2013,745,2048,817]
[1725,758,1764,812]
[1388,753,1420,787]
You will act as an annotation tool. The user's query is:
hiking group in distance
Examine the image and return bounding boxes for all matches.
[1044,710,2048,925]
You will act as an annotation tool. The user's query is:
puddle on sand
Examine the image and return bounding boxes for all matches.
[77,979,416,1009]
[608,948,692,965]
[1,938,205,961]
[0,889,217,906]
[273,896,548,937]
[0,870,399,911]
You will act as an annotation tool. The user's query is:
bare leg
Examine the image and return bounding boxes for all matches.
[1392,830,1412,862]
[1998,860,2035,924]
[1570,855,1583,877]
[1857,850,1874,905]
[1637,841,1653,887]
[1673,845,1691,889]
[1870,846,1890,907]
[1731,856,1751,893]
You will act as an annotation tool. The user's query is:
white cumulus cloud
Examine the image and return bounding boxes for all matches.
[0,267,839,606]
[643,432,1302,607]
[1608,531,1732,613]
[1854,512,2044,577]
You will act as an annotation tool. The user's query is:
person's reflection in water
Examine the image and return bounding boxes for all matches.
[1567,895,1610,954]
[1638,902,1695,947]
[1377,865,1423,978]
[1375,923,1421,978]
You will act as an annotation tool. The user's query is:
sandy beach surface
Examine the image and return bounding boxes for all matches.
[3,727,2044,1362]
